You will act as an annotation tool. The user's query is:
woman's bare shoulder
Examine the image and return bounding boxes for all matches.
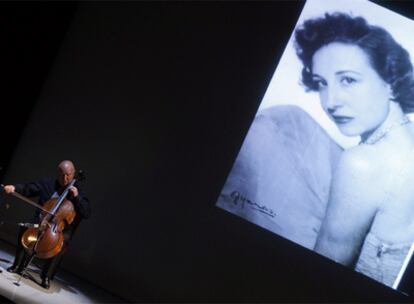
[331,145,387,207]
[336,145,380,178]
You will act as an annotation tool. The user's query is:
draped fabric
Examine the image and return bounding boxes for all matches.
[355,232,411,287]
[216,105,343,249]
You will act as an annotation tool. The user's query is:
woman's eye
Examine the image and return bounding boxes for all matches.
[341,76,357,86]
[312,79,327,90]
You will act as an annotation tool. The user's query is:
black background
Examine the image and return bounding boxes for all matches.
[0,2,76,171]
[0,1,413,302]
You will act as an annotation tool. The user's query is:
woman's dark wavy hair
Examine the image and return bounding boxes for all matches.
[294,12,414,113]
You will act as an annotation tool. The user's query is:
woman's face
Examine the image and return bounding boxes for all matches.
[311,42,391,138]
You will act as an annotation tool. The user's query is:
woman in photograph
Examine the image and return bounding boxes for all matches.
[294,12,414,287]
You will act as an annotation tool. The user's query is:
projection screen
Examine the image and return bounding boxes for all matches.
[216,0,414,295]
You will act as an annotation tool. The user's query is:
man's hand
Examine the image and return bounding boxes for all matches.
[3,185,15,194]
[69,186,79,197]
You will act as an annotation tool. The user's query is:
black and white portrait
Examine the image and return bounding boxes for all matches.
[216,0,414,293]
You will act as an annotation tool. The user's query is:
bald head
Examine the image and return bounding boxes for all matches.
[57,160,76,187]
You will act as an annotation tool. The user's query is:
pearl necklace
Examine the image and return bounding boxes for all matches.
[360,116,411,145]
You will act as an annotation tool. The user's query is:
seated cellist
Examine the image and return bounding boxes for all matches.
[3,160,91,289]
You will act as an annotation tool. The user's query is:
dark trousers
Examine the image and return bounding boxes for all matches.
[12,226,71,280]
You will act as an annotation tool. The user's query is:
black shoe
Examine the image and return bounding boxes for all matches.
[7,265,22,274]
[41,277,50,289]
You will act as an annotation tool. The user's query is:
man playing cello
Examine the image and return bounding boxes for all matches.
[3,160,91,289]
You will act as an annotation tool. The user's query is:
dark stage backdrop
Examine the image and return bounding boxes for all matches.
[0,1,413,302]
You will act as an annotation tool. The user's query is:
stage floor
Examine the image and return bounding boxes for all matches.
[0,241,124,303]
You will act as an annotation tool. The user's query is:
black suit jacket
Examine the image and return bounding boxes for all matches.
[14,177,91,237]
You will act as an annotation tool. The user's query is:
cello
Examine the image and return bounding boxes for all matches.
[2,171,84,260]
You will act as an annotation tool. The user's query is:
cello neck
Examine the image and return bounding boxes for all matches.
[49,179,77,215]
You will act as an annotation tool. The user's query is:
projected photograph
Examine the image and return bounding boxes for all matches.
[216,0,414,294]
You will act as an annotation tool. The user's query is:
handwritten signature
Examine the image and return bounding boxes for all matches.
[230,191,276,218]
